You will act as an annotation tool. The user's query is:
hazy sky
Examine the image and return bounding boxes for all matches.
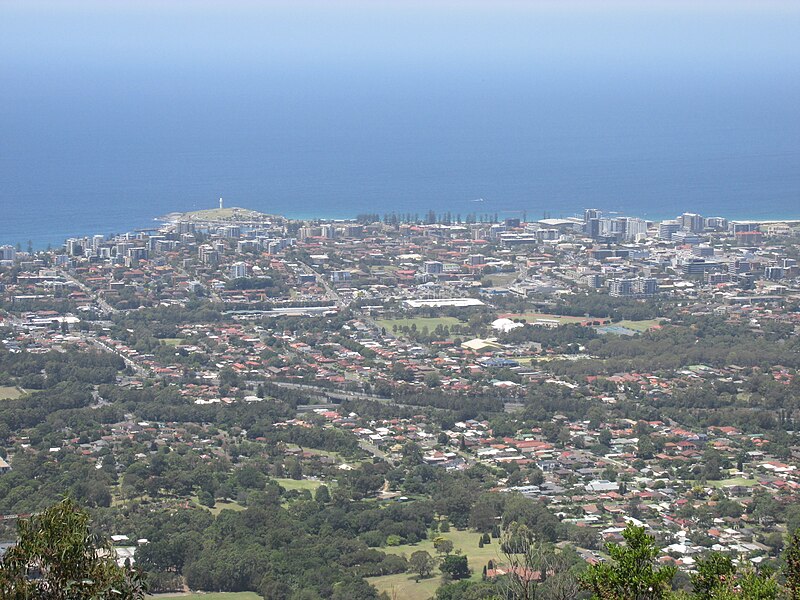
[3,1,799,73]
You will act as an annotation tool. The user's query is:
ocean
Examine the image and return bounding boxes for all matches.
[2,1,799,248]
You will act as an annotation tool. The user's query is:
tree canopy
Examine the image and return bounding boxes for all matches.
[0,497,146,599]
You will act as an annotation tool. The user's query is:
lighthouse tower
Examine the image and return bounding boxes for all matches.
[219,197,224,210]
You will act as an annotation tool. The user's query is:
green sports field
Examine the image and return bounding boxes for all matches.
[377,317,463,332]
[616,319,662,332]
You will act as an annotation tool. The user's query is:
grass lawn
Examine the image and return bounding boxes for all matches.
[147,593,261,600]
[370,529,505,598]
[160,338,185,346]
[209,499,247,516]
[188,494,246,516]
[381,529,502,571]
[368,572,441,600]
[0,385,25,400]
[377,317,462,333]
[699,477,758,488]
[510,355,539,365]
[273,477,325,492]
[616,319,662,332]
[499,312,591,325]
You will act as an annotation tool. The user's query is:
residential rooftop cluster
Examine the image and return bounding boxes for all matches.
[1,206,799,597]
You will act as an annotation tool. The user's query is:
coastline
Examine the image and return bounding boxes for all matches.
[4,209,800,251]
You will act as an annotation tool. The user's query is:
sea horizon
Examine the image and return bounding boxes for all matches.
[3,1,799,249]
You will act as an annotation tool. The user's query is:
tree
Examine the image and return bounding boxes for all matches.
[500,524,580,600]
[599,429,612,447]
[785,529,800,600]
[0,497,147,599]
[502,495,562,543]
[401,442,424,466]
[691,552,735,600]
[424,372,442,388]
[440,555,470,581]
[531,469,545,487]
[436,580,499,600]
[702,447,723,481]
[409,550,435,582]
[315,484,331,504]
[198,489,216,508]
[693,564,780,600]
[469,493,502,533]
[636,436,655,460]
[287,458,303,480]
[579,522,675,600]
[434,537,455,556]
[260,575,291,600]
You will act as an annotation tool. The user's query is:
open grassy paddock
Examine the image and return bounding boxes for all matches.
[368,572,440,600]
[369,529,505,600]
[187,479,327,514]
[0,386,25,400]
[191,495,247,516]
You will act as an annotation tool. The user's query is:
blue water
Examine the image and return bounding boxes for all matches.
[2,2,799,248]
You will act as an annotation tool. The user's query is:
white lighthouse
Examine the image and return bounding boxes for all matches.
[219,197,224,210]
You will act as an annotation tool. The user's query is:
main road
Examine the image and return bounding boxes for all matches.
[61,269,118,315]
